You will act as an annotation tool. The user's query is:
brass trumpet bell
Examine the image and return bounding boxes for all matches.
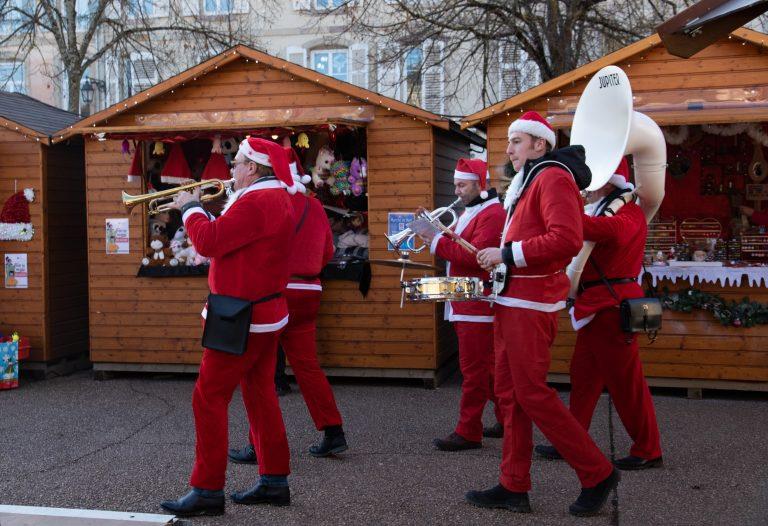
[122,178,234,216]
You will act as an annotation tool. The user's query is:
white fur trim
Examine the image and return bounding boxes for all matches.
[448,312,494,323]
[0,222,33,241]
[182,206,208,223]
[508,119,557,148]
[511,241,527,268]
[300,174,311,184]
[238,141,271,166]
[454,170,479,180]
[429,232,443,254]
[221,180,284,215]
[23,188,34,202]
[161,175,191,184]
[569,306,596,330]
[492,296,566,312]
[286,283,323,291]
[202,308,289,333]
[126,175,138,183]
[480,190,488,199]
[608,174,635,191]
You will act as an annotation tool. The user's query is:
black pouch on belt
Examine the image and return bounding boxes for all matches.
[202,292,281,354]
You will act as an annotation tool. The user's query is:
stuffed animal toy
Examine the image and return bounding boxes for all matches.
[329,160,351,196]
[310,146,336,188]
[141,234,172,266]
[349,157,367,196]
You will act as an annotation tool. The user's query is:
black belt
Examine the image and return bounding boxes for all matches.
[253,292,282,304]
[579,277,636,292]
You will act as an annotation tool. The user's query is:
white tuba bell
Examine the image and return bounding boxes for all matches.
[566,65,667,300]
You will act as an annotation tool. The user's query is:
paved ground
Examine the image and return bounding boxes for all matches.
[0,371,766,526]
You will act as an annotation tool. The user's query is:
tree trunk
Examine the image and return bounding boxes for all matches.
[67,68,82,115]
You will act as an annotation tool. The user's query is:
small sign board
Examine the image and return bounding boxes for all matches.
[387,212,415,251]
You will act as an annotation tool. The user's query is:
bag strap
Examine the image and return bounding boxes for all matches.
[295,197,311,233]
[251,292,281,305]
[588,257,621,302]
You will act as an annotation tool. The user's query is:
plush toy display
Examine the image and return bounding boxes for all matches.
[329,160,352,196]
[349,157,367,196]
[310,146,336,188]
[141,234,172,266]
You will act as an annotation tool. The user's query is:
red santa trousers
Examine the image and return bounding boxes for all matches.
[569,307,662,460]
[454,321,502,442]
[280,288,342,430]
[190,330,290,490]
[494,306,613,492]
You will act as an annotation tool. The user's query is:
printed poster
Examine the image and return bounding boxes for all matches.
[4,253,28,289]
[387,212,415,251]
[106,218,129,254]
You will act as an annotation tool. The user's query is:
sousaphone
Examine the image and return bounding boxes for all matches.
[566,65,667,299]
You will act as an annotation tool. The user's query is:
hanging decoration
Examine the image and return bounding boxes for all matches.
[662,125,689,145]
[661,287,768,327]
[126,141,143,183]
[211,134,223,154]
[296,132,310,149]
[702,123,768,147]
[152,141,166,156]
[160,143,192,184]
[0,189,35,241]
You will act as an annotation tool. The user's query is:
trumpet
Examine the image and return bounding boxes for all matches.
[122,178,235,216]
[386,198,463,253]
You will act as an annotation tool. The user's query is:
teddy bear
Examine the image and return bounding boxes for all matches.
[349,157,367,197]
[142,234,172,266]
[310,146,336,188]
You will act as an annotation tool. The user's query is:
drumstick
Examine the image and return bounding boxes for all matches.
[433,220,478,254]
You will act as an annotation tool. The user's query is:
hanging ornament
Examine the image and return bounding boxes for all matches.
[152,141,165,156]
[211,134,222,154]
[121,139,131,155]
[126,142,143,183]
[296,132,310,149]
[0,189,35,241]
[160,143,192,185]
[662,125,689,146]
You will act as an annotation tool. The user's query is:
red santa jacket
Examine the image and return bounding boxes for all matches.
[183,179,295,332]
[286,193,335,292]
[570,202,646,329]
[497,167,583,311]
[429,192,505,322]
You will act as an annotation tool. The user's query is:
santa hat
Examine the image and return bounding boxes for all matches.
[608,157,635,191]
[507,111,557,149]
[239,137,296,194]
[284,146,312,185]
[454,158,491,199]
[0,189,34,241]
[126,143,143,183]
[160,143,192,185]
[201,152,230,181]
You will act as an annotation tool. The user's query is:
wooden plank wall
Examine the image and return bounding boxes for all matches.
[484,37,768,385]
[0,130,44,360]
[87,58,453,371]
[431,128,470,367]
[43,140,89,361]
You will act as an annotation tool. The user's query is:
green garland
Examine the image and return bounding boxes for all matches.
[658,287,768,327]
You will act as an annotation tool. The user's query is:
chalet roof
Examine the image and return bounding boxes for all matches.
[0,91,80,143]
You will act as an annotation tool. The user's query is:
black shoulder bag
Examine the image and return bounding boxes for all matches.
[588,258,662,343]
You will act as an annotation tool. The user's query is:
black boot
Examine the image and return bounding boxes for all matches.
[160,489,224,517]
[534,444,563,460]
[613,455,663,471]
[465,484,531,513]
[231,484,290,507]
[309,426,348,457]
[482,422,504,438]
[569,468,621,517]
[228,443,257,464]
[433,432,481,452]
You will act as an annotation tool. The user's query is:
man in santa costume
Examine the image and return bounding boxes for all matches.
[535,157,663,471]
[228,146,348,465]
[413,158,506,450]
[161,137,298,517]
[472,111,619,516]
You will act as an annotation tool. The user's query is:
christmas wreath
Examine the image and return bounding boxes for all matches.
[659,287,768,327]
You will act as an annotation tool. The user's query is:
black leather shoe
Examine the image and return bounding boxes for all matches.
[535,444,563,460]
[275,381,292,397]
[160,490,224,517]
[433,432,481,452]
[228,443,257,464]
[231,484,290,506]
[613,455,663,471]
[309,433,348,457]
[482,422,504,438]
[569,468,621,517]
[465,484,531,513]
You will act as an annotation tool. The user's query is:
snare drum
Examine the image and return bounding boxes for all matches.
[402,276,483,302]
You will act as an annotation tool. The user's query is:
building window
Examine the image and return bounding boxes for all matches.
[403,47,422,106]
[0,0,30,34]
[127,0,155,17]
[311,49,348,82]
[0,62,25,93]
[315,0,344,9]
[205,0,233,14]
[128,54,159,96]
